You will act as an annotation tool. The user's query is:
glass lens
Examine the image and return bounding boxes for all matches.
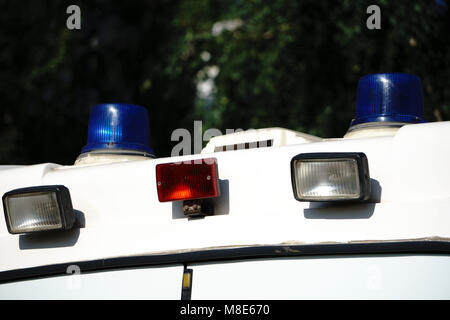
[294,159,360,200]
[5,192,62,233]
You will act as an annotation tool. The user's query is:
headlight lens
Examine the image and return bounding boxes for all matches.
[291,153,371,202]
[2,185,75,234]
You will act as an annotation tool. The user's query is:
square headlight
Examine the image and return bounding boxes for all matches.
[291,153,371,202]
[2,185,75,234]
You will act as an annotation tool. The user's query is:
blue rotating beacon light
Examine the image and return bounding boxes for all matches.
[348,73,425,132]
[76,103,154,164]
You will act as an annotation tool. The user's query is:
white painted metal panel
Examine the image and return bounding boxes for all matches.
[0,264,184,300]
[0,121,449,281]
[190,255,450,300]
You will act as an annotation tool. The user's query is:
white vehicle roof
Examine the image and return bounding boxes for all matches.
[0,121,449,280]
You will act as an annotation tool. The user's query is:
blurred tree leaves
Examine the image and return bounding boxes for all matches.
[194,0,450,136]
[0,0,449,164]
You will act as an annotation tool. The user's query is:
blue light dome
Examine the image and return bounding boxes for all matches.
[81,103,154,155]
[350,73,425,127]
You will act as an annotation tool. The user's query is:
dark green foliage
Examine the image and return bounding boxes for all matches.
[0,0,448,164]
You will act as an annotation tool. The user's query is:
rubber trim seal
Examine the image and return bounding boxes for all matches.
[1,241,449,284]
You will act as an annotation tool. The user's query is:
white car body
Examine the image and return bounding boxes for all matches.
[0,121,449,299]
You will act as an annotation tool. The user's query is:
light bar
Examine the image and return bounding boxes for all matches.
[291,153,370,202]
[156,158,220,202]
[2,185,75,234]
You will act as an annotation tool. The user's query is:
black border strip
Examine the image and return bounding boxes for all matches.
[1,241,450,284]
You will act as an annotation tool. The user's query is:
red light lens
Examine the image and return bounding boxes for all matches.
[156,158,220,202]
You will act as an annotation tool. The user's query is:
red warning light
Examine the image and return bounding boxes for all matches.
[156,158,220,202]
